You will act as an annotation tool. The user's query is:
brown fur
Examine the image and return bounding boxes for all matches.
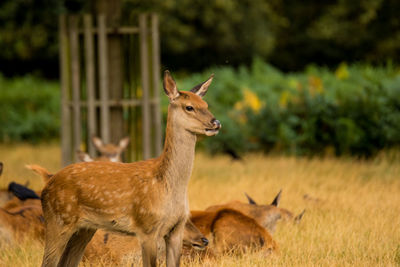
[0,204,44,246]
[83,218,208,265]
[77,136,130,163]
[206,191,304,234]
[40,71,220,267]
[189,209,278,256]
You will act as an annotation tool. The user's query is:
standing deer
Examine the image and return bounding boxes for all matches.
[40,71,220,267]
[77,136,130,162]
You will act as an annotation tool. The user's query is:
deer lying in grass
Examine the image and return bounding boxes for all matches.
[206,190,305,234]
[189,208,278,256]
[0,205,44,246]
[77,136,130,162]
[84,219,209,265]
[40,71,220,267]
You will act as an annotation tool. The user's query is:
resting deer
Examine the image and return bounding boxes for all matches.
[206,190,305,234]
[40,71,220,267]
[77,136,130,163]
[189,208,278,256]
[0,204,44,246]
[84,218,208,265]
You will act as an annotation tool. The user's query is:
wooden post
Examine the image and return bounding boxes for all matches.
[139,14,151,159]
[98,14,110,143]
[69,15,81,162]
[84,14,96,156]
[95,0,124,147]
[59,15,71,167]
[151,13,162,156]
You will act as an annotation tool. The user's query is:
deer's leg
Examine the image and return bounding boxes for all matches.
[58,228,97,267]
[141,238,158,267]
[164,220,185,267]
[41,223,76,267]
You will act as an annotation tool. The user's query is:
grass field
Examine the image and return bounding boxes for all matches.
[0,143,400,266]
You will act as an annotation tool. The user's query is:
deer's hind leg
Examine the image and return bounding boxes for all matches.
[41,222,76,267]
[58,227,97,267]
[141,237,158,267]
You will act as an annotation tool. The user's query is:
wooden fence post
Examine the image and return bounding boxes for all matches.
[84,14,97,156]
[69,15,81,162]
[139,14,151,160]
[59,15,72,166]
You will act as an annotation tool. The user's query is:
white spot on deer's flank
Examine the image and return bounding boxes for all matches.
[66,204,72,212]
[143,185,148,194]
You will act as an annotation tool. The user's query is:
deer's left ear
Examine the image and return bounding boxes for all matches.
[245,192,257,205]
[118,137,130,150]
[163,70,180,101]
[190,74,214,97]
[271,189,282,207]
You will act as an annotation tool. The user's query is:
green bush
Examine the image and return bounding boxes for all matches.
[2,60,400,158]
[0,75,60,142]
[177,59,400,157]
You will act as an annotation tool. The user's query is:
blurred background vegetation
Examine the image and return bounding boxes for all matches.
[1,0,399,158]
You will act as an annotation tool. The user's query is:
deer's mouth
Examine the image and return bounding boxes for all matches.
[192,243,207,250]
[205,128,219,136]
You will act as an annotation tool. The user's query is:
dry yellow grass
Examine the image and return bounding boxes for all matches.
[0,144,400,266]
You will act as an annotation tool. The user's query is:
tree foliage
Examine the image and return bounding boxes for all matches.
[0,0,400,77]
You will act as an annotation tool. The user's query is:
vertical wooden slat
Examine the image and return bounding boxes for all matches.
[151,13,162,156]
[139,14,151,159]
[84,14,96,156]
[98,14,110,143]
[69,15,81,162]
[59,15,71,167]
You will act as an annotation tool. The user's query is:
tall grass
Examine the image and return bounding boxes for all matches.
[0,144,399,266]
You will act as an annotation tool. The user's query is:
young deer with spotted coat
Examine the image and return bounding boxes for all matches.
[77,136,130,163]
[40,71,220,267]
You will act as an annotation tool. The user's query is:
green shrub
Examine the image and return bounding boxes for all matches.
[2,60,400,158]
[177,59,400,157]
[0,75,60,142]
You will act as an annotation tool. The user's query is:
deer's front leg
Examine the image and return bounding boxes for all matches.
[164,219,186,267]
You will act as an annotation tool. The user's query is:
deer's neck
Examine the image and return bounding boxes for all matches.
[158,108,197,193]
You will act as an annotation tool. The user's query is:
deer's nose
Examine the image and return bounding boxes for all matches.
[201,237,209,246]
[211,119,221,129]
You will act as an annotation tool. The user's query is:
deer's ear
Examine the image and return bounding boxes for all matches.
[294,209,306,224]
[77,150,94,162]
[163,70,180,101]
[92,136,104,150]
[0,162,3,176]
[271,189,282,207]
[245,192,257,205]
[118,137,130,151]
[190,74,214,97]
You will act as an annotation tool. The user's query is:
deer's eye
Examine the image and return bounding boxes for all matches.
[186,106,194,112]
